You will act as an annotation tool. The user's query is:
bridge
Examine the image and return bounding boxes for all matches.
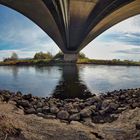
[0,0,140,61]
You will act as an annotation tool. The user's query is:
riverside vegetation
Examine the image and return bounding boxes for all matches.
[1,51,140,66]
[0,88,140,139]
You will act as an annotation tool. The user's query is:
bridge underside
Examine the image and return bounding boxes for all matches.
[0,0,140,61]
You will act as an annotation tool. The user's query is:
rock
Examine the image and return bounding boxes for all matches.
[17,100,31,108]
[69,113,80,121]
[82,117,92,123]
[25,108,36,114]
[70,121,82,125]
[131,102,140,109]
[0,95,4,102]
[16,91,22,96]
[50,106,59,114]
[44,115,56,119]
[80,108,92,117]
[101,99,112,109]
[57,110,69,120]
[136,123,140,130]
[36,102,43,108]
[69,108,79,114]
[23,94,32,100]
[64,103,73,112]
[42,106,50,114]
[36,108,43,113]
[37,113,45,118]
[109,102,119,110]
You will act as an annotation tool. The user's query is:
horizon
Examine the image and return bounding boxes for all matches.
[0,5,140,61]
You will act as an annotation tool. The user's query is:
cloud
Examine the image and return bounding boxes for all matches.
[115,48,140,54]
[0,5,60,57]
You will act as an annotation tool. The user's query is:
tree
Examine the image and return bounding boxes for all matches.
[78,52,87,59]
[53,51,64,60]
[11,52,18,60]
[34,52,53,60]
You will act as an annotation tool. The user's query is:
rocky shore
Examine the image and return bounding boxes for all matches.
[0,88,140,124]
[0,88,140,139]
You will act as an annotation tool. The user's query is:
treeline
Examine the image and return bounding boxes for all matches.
[1,51,140,66]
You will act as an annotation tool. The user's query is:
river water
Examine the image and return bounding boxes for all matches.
[0,65,140,99]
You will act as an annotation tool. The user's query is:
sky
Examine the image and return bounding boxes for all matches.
[0,5,140,61]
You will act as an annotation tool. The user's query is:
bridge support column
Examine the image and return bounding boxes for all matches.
[64,53,78,62]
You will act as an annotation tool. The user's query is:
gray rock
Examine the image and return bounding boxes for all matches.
[36,108,43,113]
[101,99,112,109]
[23,94,32,100]
[25,108,36,114]
[80,108,92,117]
[57,110,69,120]
[37,113,45,118]
[69,113,80,121]
[44,115,56,119]
[0,95,4,102]
[69,108,79,114]
[18,100,31,108]
[36,102,43,108]
[42,106,50,114]
[50,106,59,114]
[109,102,119,110]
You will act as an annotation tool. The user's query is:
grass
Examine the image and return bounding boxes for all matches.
[1,58,140,66]
[77,58,140,66]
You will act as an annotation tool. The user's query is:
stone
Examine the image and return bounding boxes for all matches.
[0,95,4,102]
[36,102,43,108]
[82,117,92,123]
[69,108,79,114]
[50,106,59,114]
[57,110,69,120]
[80,108,92,117]
[25,108,36,114]
[37,113,45,118]
[69,113,80,121]
[36,108,43,113]
[17,100,31,108]
[109,102,119,110]
[101,99,112,109]
[23,94,32,100]
[136,123,140,130]
[131,102,140,109]
[42,106,50,114]
[44,115,56,119]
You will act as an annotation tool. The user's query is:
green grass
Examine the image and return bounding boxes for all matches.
[1,58,140,66]
[77,58,140,66]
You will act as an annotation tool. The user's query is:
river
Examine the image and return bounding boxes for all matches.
[0,65,140,99]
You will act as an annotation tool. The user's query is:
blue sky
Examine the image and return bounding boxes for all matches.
[0,4,140,60]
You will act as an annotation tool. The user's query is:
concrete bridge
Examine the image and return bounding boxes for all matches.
[0,0,140,61]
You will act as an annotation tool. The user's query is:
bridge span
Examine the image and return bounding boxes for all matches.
[0,0,140,61]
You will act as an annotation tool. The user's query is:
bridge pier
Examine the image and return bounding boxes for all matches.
[64,53,78,62]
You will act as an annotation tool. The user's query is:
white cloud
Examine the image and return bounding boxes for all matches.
[82,14,140,60]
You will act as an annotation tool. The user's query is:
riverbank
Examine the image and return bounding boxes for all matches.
[0,88,140,139]
[1,58,140,66]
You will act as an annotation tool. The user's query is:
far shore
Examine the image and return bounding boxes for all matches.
[0,58,140,66]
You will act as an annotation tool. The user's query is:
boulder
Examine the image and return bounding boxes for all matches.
[50,106,59,114]
[17,100,31,108]
[25,108,36,114]
[69,113,80,121]
[57,110,69,120]
[80,108,92,117]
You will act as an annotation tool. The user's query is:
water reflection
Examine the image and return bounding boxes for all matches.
[0,65,140,98]
[52,65,93,99]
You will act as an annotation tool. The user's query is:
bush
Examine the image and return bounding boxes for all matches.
[34,52,53,60]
